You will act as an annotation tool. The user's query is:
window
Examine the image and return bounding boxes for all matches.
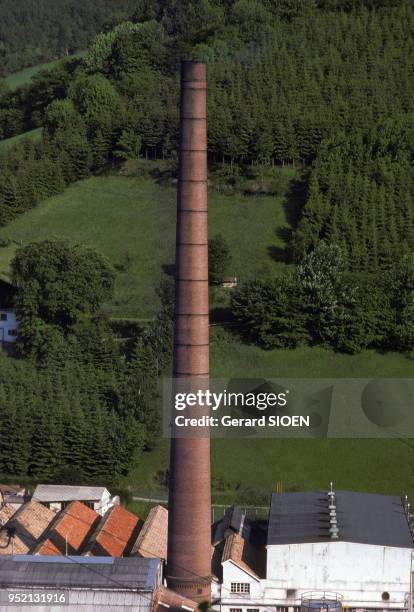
[0,313,7,321]
[247,609,259,612]
[8,329,17,337]
[230,609,242,612]
[231,583,250,594]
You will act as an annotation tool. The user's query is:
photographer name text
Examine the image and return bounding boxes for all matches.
[174,414,310,428]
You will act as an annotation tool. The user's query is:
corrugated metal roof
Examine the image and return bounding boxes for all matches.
[33,485,108,502]
[268,490,414,548]
[67,588,153,608]
[0,555,161,589]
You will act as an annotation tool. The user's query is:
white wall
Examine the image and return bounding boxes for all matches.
[219,560,263,611]
[0,309,19,343]
[216,542,412,612]
[93,489,112,516]
[265,541,411,607]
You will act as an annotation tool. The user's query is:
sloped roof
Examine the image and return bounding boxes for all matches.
[0,504,17,527]
[32,501,100,555]
[131,505,168,560]
[85,505,141,557]
[0,484,23,495]
[222,533,265,579]
[212,505,244,545]
[268,491,414,548]
[0,555,161,590]
[154,586,197,612]
[0,501,55,555]
[33,484,108,503]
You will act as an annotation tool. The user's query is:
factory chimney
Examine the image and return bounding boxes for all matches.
[167,61,211,604]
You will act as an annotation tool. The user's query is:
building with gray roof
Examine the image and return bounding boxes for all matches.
[214,490,414,612]
[268,490,413,547]
[0,555,162,611]
[32,484,116,516]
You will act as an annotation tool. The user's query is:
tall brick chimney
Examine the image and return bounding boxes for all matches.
[167,61,211,604]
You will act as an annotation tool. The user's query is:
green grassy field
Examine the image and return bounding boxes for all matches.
[0,168,290,318]
[0,163,412,502]
[4,53,85,89]
[125,331,414,504]
[126,434,414,507]
[0,128,42,152]
[4,61,61,89]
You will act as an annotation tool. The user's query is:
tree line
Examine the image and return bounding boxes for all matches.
[293,121,414,271]
[0,0,138,76]
[1,1,413,203]
[1,0,414,483]
[231,242,414,355]
[0,239,173,482]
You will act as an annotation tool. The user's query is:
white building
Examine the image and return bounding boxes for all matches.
[213,492,414,612]
[0,309,19,343]
[32,485,117,516]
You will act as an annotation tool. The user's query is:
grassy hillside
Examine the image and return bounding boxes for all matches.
[127,435,414,506]
[126,330,414,503]
[4,53,86,90]
[0,128,42,152]
[0,165,291,318]
[1,163,412,501]
[4,60,62,89]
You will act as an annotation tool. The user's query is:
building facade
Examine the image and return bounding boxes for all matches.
[33,485,116,516]
[213,492,414,612]
[0,309,19,344]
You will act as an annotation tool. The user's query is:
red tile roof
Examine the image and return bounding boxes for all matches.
[32,501,100,556]
[85,505,141,557]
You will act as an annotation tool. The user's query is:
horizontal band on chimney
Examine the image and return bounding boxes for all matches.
[175,279,209,283]
[181,77,207,82]
[174,372,210,377]
[175,312,210,317]
[177,208,207,211]
[176,241,208,246]
[174,342,209,347]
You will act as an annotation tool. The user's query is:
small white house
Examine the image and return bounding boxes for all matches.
[0,309,19,344]
[32,484,117,516]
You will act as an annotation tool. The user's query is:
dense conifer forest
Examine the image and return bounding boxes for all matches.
[0,0,138,75]
[1,0,414,482]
